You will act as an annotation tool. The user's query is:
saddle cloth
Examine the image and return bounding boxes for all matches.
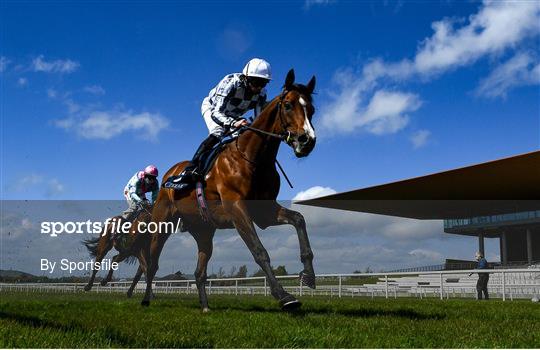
[162,138,235,191]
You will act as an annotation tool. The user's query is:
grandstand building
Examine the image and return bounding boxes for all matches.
[298,150,540,267]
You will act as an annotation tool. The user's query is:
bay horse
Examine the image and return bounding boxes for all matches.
[143,69,317,311]
[83,211,152,298]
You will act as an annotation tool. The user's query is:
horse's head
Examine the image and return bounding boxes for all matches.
[278,69,316,158]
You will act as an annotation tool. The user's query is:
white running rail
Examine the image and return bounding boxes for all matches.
[1,268,539,300]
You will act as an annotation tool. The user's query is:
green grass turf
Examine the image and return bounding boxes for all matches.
[0,292,538,348]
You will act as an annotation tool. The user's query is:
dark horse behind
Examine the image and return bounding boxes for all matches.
[141,69,317,311]
[83,210,152,298]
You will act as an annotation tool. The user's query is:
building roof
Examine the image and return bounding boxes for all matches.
[297,150,540,219]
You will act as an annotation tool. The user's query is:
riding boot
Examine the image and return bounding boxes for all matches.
[186,134,220,178]
[166,134,220,188]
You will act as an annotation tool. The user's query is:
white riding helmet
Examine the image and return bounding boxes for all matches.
[242,58,272,80]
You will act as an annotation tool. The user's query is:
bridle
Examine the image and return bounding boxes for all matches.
[234,89,298,165]
[240,88,296,144]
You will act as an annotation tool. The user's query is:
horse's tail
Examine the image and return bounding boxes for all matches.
[83,236,101,258]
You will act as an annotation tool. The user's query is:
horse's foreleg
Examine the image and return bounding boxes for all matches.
[127,265,143,298]
[141,233,169,306]
[275,206,316,289]
[193,230,215,312]
[228,200,301,311]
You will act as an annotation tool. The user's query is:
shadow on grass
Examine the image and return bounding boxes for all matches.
[0,310,216,348]
[0,311,136,347]
[180,303,446,320]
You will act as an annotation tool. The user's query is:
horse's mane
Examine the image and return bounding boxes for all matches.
[256,83,314,121]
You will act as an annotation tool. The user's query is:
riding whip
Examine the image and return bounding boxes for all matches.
[276,160,293,189]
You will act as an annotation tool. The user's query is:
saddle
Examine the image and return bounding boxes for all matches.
[163,138,235,191]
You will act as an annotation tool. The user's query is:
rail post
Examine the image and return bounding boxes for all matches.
[209,280,212,295]
[235,280,238,296]
[299,278,303,296]
[264,277,267,297]
[439,273,443,300]
[338,275,342,298]
[502,271,506,301]
[385,275,388,299]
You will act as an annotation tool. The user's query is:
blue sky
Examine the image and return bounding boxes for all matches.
[1,1,539,275]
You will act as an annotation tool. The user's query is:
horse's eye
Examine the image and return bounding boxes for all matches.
[284,102,292,111]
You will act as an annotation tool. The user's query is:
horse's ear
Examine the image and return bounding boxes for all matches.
[284,69,295,90]
[306,75,316,94]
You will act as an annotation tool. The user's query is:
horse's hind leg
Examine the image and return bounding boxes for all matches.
[192,228,215,312]
[101,252,129,286]
[84,236,113,291]
[127,265,144,298]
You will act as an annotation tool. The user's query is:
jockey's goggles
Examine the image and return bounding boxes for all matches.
[247,77,269,88]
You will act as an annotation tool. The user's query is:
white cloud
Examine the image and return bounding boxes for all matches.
[47,89,58,99]
[31,55,80,74]
[408,248,443,261]
[49,88,170,140]
[216,27,252,61]
[17,77,28,87]
[320,85,421,135]
[8,174,65,198]
[55,109,169,140]
[46,179,65,197]
[12,174,43,191]
[0,213,33,240]
[293,186,337,201]
[0,56,10,72]
[410,129,431,149]
[290,202,443,241]
[414,1,540,75]
[361,90,421,135]
[319,1,540,137]
[476,52,540,98]
[304,0,335,10]
[84,85,105,95]
[21,218,33,230]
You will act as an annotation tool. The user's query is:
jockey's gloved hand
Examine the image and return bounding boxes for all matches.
[139,199,151,208]
[233,119,249,128]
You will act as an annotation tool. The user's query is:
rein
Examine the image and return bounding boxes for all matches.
[232,92,295,188]
[238,90,294,144]
[241,125,292,143]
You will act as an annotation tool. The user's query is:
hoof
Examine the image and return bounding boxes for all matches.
[141,300,150,307]
[202,307,210,313]
[279,295,302,311]
[83,284,92,292]
[299,271,316,289]
[100,280,108,287]
[126,291,133,298]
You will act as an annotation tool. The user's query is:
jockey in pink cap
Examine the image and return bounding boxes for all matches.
[122,165,159,221]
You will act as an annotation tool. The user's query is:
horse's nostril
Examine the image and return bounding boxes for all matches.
[298,134,309,144]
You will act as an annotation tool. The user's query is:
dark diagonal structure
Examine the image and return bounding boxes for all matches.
[297,150,540,266]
